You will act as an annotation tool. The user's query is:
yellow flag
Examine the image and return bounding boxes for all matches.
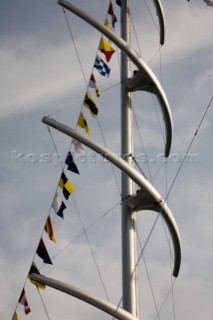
[12,312,18,320]
[77,112,90,135]
[104,19,113,44]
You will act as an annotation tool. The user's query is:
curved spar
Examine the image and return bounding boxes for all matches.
[153,0,165,45]
[30,273,141,320]
[42,116,181,277]
[58,0,172,157]
[188,0,213,7]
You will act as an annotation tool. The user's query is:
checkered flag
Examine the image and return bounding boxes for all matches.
[94,55,111,77]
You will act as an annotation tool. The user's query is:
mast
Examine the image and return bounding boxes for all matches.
[35,2,181,319]
[120,0,138,316]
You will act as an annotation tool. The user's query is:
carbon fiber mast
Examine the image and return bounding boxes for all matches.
[30,1,181,319]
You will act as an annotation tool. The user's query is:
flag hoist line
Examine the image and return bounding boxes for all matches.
[12,1,118,319]
[15,1,182,320]
[34,1,182,319]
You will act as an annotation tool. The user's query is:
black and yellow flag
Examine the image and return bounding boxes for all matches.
[58,172,75,200]
[28,261,46,290]
[83,92,98,118]
[77,112,90,134]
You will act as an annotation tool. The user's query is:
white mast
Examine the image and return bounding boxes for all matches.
[31,2,181,319]
[120,0,138,316]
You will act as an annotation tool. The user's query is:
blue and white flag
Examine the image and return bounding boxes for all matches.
[52,192,66,218]
[94,55,111,77]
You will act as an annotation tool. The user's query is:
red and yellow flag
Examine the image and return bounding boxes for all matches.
[45,216,56,242]
[99,37,115,62]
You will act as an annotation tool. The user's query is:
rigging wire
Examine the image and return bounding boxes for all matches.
[130,4,166,184]
[113,213,160,315]
[32,3,124,310]
[164,171,177,320]
[19,3,213,319]
[143,0,159,35]
[148,47,162,65]
[166,95,213,201]
[131,15,143,57]
[152,95,165,145]
[44,200,121,262]
[132,155,148,179]
[130,14,176,317]
[97,117,122,196]
[159,46,164,86]
[45,81,121,118]
[137,95,213,318]
[115,1,182,318]
[48,99,82,117]
[129,163,175,318]
[62,4,122,198]
[38,2,213,319]
[125,4,173,318]
[132,104,153,181]
[13,3,181,320]
[48,82,121,117]
[37,3,123,305]
[130,72,166,184]
[15,125,69,320]
[62,8,88,86]
[102,81,122,93]
[46,115,168,319]
[11,127,58,320]
[163,163,176,320]
[129,55,174,319]
[171,277,176,320]
[44,128,114,305]
[138,93,213,318]
[72,195,110,301]
[131,2,161,59]
[37,288,51,320]
[47,125,111,301]
[114,209,176,320]
[153,278,177,320]
[135,227,161,320]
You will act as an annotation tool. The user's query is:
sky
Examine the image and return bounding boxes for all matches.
[0,0,213,319]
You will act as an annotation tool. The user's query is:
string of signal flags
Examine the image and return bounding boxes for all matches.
[12,1,121,319]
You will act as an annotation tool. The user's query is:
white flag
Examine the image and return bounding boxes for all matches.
[73,139,85,155]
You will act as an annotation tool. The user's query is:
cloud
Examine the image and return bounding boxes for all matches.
[1,1,213,320]
[0,34,97,118]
